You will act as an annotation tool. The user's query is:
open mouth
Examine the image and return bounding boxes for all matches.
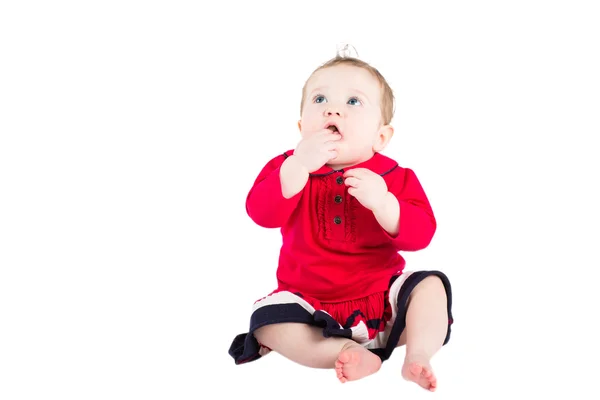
[326,123,340,134]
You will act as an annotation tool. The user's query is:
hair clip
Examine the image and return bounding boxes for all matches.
[336,43,359,59]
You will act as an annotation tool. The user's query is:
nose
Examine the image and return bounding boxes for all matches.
[323,107,343,117]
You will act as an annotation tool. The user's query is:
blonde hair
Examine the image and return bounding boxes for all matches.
[300,46,395,125]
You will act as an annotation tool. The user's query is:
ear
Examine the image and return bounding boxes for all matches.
[297,120,302,132]
[373,124,394,152]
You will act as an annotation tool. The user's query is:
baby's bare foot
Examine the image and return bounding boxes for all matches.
[334,343,382,383]
[401,354,437,391]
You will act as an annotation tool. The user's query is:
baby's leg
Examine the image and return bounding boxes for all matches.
[397,275,449,392]
[254,322,381,382]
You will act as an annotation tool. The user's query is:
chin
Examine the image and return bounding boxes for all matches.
[331,151,375,168]
[326,159,344,169]
[327,157,356,170]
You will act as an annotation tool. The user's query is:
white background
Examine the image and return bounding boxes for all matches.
[1,1,599,399]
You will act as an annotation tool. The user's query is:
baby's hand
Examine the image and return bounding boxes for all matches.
[343,168,388,211]
[294,129,341,173]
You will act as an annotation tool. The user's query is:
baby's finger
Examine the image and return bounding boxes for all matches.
[324,132,342,142]
[343,168,370,178]
[316,129,341,138]
[344,177,360,187]
[323,141,338,151]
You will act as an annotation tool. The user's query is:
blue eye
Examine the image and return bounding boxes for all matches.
[314,95,326,104]
[348,97,361,106]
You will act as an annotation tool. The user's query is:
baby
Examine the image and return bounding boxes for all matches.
[229,46,453,392]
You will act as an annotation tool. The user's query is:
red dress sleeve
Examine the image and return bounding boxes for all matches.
[245,153,303,228]
[383,167,437,251]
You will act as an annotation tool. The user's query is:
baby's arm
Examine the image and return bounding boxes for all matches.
[279,155,309,199]
[379,168,437,251]
[245,154,305,228]
[372,192,401,237]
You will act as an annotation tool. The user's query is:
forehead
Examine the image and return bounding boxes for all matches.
[306,64,381,100]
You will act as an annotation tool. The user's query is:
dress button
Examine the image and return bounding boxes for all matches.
[334,216,342,224]
[336,176,343,185]
[334,195,343,204]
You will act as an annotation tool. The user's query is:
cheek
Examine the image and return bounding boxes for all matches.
[300,113,321,132]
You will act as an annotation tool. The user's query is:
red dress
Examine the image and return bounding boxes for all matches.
[229,151,453,365]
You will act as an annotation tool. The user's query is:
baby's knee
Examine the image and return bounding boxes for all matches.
[413,275,446,297]
[421,275,444,288]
